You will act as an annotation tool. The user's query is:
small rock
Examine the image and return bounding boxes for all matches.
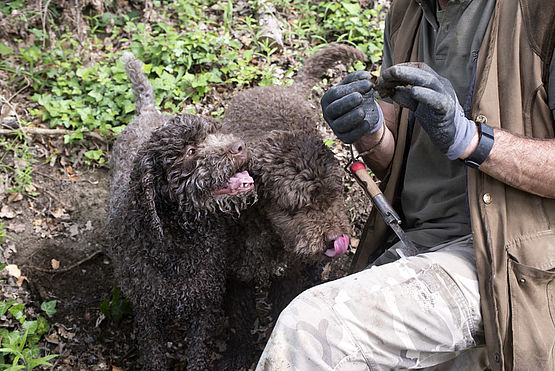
[69,224,79,237]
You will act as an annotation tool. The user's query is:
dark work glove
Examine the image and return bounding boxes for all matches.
[376,62,476,160]
[321,70,383,144]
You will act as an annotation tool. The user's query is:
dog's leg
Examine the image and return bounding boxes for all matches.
[268,262,324,320]
[134,311,172,370]
[185,309,222,371]
[219,277,259,370]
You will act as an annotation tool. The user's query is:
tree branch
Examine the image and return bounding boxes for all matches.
[0,127,109,142]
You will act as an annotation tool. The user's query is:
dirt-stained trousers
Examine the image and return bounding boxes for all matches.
[256,235,489,370]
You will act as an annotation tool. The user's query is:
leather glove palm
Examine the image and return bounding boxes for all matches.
[321,70,383,144]
[376,62,476,159]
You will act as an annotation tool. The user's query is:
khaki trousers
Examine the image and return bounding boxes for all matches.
[256,235,488,370]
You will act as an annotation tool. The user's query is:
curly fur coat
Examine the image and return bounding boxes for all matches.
[108,53,256,370]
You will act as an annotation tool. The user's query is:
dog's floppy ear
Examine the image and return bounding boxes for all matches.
[254,130,326,210]
[134,152,164,241]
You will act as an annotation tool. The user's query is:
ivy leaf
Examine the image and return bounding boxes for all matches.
[36,315,50,336]
[40,300,57,317]
[0,300,15,317]
[9,303,26,323]
[0,42,13,55]
[22,319,38,335]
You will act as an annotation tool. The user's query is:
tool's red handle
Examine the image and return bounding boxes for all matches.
[349,161,382,198]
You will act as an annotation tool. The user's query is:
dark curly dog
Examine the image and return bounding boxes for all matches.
[107,53,256,370]
[220,44,367,366]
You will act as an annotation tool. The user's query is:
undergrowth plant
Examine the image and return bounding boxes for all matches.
[284,0,384,64]
[1,0,383,135]
[0,0,384,164]
[0,295,58,370]
[0,223,8,248]
[99,285,132,325]
[0,129,36,196]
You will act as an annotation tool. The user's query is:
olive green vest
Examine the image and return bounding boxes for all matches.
[352,1,555,369]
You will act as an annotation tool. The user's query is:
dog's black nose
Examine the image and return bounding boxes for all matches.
[229,140,246,157]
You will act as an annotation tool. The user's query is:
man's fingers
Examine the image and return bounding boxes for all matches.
[340,124,372,144]
[338,70,373,85]
[410,86,453,115]
[330,107,366,134]
[321,79,373,106]
[395,62,437,74]
[324,92,363,120]
[378,64,444,94]
[389,86,418,111]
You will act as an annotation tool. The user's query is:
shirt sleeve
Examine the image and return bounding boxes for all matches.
[381,11,393,72]
[378,11,394,103]
[549,48,555,119]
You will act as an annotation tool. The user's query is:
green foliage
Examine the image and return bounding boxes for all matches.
[0,43,13,56]
[0,130,36,195]
[28,55,133,137]
[286,0,384,64]
[100,285,132,325]
[0,223,8,245]
[0,1,26,15]
[0,300,57,370]
[84,150,106,165]
[40,301,57,318]
[0,0,384,139]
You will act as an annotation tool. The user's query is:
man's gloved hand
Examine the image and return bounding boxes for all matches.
[321,70,383,144]
[376,62,476,160]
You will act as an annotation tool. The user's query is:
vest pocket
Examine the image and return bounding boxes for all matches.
[505,229,555,271]
[507,256,555,370]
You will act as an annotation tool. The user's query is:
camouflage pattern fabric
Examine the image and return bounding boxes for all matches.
[256,235,488,370]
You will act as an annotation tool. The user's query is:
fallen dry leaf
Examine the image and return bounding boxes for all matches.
[51,207,67,219]
[45,333,60,344]
[6,264,21,278]
[85,220,93,231]
[112,366,124,371]
[7,193,23,203]
[16,275,27,287]
[0,204,16,219]
[66,165,74,175]
[7,223,25,233]
[58,326,76,340]
[33,218,43,226]
[51,259,60,270]
[24,183,37,193]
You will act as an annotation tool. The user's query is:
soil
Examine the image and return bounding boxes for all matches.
[0,2,379,370]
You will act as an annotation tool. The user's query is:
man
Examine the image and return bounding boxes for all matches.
[256,0,555,370]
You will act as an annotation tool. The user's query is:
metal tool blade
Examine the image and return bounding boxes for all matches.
[389,221,418,257]
[347,158,417,257]
[370,193,418,257]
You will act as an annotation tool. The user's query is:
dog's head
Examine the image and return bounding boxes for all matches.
[252,130,351,262]
[128,114,256,237]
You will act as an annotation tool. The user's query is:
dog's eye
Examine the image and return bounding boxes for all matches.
[185,147,196,157]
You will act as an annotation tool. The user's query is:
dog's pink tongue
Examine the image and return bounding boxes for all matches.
[325,234,350,257]
[213,171,254,195]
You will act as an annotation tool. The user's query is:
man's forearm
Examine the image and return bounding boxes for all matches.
[353,101,395,179]
[462,128,555,198]
[354,125,395,179]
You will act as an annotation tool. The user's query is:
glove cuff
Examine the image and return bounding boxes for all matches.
[366,100,384,135]
[446,105,476,160]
